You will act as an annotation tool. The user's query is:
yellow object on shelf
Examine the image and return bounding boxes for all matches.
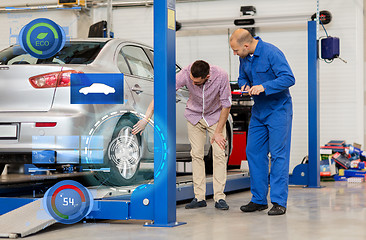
[58,0,85,6]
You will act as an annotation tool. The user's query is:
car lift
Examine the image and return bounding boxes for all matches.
[0,172,250,238]
[0,0,251,238]
[289,20,321,187]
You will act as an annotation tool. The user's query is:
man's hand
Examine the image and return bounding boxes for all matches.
[248,85,264,96]
[241,84,250,92]
[132,118,149,135]
[211,132,226,150]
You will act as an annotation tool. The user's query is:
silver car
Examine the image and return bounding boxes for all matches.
[0,38,233,186]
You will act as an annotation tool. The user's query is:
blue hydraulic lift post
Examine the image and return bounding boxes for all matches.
[307,20,321,188]
[152,0,182,226]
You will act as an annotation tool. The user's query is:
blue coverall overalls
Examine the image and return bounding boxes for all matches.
[238,37,295,208]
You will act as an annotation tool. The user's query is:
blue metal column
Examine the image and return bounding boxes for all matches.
[152,0,182,227]
[307,21,321,188]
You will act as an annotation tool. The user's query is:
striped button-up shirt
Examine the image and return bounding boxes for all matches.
[176,64,232,127]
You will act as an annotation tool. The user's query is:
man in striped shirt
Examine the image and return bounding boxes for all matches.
[132,60,232,210]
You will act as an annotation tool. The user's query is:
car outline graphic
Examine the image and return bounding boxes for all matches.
[79,83,116,95]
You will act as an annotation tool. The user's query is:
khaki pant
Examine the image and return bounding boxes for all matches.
[187,119,227,202]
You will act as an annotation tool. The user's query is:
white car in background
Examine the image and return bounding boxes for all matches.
[0,38,234,186]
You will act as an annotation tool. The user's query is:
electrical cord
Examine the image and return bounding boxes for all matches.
[324,59,334,63]
[319,20,328,37]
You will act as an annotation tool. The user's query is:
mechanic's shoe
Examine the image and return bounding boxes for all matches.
[268,203,286,216]
[215,199,229,210]
[240,201,268,212]
[185,198,207,209]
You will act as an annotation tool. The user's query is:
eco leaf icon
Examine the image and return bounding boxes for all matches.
[37,33,48,39]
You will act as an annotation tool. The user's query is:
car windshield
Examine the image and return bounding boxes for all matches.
[0,41,107,65]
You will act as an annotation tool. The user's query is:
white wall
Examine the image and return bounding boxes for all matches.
[94,5,154,45]
[93,0,364,172]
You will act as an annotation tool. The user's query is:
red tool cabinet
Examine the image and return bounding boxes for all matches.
[228,131,247,166]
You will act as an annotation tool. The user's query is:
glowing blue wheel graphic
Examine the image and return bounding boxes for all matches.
[84,111,167,186]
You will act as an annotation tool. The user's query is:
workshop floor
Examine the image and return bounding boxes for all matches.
[24,181,366,240]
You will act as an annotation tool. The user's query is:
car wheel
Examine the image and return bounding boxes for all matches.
[204,128,231,175]
[96,116,142,186]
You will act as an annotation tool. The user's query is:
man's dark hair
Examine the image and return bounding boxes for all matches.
[191,60,210,79]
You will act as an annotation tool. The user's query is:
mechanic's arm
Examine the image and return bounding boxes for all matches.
[211,107,231,150]
[132,66,189,135]
[132,100,154,135]
[260,49,295,95]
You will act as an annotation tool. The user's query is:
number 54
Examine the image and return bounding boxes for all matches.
[63,198,74,206]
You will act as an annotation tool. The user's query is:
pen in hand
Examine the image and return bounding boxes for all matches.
[241,83,249,97]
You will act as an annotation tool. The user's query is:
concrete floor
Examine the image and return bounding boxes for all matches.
[23,181,366,240]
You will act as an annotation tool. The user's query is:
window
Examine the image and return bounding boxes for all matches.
[0,41,107,65]
[122,46,154,79]
[117,51,131,75]
[7,54,37,65]
[149,49,182,74]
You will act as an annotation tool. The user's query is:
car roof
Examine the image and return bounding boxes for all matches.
[71,38,154,67]
[70,38,152,49]
[70,38,112,42]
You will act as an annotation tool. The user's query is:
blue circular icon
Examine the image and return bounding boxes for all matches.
[19,18,66,59]
[43,180,94,224]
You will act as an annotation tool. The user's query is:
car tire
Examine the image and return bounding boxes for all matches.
[204,128,231,175]
[95,115,143,186]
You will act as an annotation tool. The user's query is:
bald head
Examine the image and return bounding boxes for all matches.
[230,29,254,46]
[229,29,257,58]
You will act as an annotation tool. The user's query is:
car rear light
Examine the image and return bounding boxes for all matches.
[29,70,83,88]
[35,122,57,127]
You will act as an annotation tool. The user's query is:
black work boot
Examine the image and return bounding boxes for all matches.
[268,203,286,216]
[185,198,207,209]
[240,201,268,212]
[215,199,229,210]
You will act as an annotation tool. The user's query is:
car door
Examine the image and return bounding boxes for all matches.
[146,49,191,157]
[116,44,155,154]
[119,44,154,114]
